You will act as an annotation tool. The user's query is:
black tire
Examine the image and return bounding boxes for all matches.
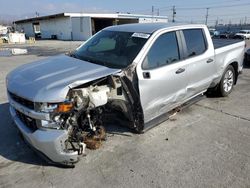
[217,65,235,97]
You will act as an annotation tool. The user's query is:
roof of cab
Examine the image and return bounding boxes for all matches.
[104,22,205,34]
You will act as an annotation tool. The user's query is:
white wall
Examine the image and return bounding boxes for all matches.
[71,17,92,41]
[16,23,34,37]
[40,17,71,40]
[16,17,72,40]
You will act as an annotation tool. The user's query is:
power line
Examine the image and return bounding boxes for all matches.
[126,2,250,25]
[128,2,250,14]
[176,2,250,10]
[209,11,250,17]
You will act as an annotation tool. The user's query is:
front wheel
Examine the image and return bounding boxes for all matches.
[217,65,235,97]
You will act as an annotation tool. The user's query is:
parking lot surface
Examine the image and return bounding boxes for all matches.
[0,40,250,188]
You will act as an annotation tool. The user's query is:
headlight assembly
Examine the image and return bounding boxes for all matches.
[40,101,73,113]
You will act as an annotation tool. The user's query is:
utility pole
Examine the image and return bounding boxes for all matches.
[152,6,154,22]
[205,8,209,25]
[172,6,176,23]
[157,8,160,16]
[215,17,218,27]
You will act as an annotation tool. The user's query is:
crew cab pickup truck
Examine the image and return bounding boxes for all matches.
[6,23,245,166]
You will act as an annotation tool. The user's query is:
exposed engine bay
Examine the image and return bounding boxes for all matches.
[49,74,144,158]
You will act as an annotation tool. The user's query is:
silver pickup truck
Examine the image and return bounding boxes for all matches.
[6,23,245,166]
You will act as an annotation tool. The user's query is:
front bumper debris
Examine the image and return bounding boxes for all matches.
[9,104,79,165]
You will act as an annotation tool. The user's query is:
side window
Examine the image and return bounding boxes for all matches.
[142,32,180,69]
[183,29,207,57]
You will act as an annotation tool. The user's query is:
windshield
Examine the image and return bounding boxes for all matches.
[73,30,149,69]
[239,31,247,34]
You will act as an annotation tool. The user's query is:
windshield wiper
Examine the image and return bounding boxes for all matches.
[79,56,108,67]
[69,53,114,68]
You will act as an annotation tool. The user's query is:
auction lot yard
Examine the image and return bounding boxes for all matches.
[1,40,250,188]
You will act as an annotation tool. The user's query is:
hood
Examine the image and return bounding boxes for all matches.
[7,54,121,102]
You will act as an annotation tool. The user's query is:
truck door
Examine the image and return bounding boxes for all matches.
[136,31,189,123]
[180,28,216,98]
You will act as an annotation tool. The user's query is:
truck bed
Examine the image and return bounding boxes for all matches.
[212,38,243,49]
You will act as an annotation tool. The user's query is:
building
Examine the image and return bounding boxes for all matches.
[14,13,168,41]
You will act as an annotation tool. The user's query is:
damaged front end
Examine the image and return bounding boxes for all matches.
[24,73,144,166]
[64,74,144,149]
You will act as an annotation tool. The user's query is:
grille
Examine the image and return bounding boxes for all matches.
[9,92,34,110]
[15,110,38,132]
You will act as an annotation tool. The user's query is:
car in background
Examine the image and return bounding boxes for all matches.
[234,30,250,39]
[219,31,236,39]
[209,29,215,37]
[209,29,220,38]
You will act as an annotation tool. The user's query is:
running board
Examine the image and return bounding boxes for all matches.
[143,94,206,132]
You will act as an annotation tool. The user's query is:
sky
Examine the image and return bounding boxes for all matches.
[0,0,250,25]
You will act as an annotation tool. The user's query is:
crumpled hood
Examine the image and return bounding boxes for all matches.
[7,54,121,102]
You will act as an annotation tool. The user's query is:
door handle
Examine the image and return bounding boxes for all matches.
[207,58,214,63]
[143,72,151,79]
[175,68,185,74]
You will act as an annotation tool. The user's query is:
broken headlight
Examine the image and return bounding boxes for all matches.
[40,103,58,113]
[40,101,73,113]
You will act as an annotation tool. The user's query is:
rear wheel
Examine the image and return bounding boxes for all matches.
[217,65,235,97]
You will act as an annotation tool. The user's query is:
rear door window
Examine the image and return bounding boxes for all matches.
[142,31,180,69]
[183,29,207,57]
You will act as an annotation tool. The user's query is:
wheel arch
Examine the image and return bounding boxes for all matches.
[229,61,238,84]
